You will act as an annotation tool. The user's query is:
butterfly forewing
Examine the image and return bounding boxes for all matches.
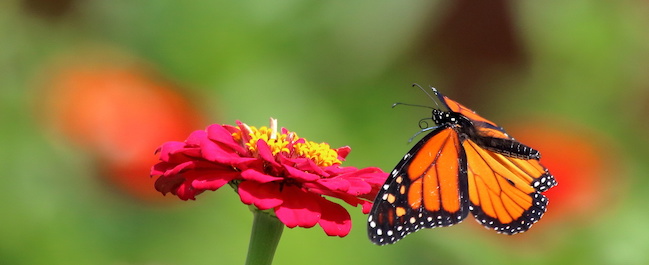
[435,90,500,129]
[368,127,469,245]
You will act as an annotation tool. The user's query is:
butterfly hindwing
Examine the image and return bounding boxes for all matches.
[368,126,470,245]
[468,123,557,192]
[463,139,555,234]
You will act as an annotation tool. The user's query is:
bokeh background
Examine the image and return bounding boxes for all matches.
[2,1,649,264]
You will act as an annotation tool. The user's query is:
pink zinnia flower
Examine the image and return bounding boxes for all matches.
[151,118,387,236]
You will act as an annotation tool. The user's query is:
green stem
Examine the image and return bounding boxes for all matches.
[245,210,284,265]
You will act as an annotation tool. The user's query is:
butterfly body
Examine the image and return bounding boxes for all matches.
[368,87,557,245]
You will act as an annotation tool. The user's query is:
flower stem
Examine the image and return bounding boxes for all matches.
[245,210,284,265]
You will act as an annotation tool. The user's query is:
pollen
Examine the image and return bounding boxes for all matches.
[233,118,342,167]
[243,125,291,155]
[294,141,342,167]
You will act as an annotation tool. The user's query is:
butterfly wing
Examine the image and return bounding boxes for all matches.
[435,89,542,157]
[431,88,557,233]
[433,88,503,130]
[438,87,557,233]
[463,138,557,234]
[368,126,470,245]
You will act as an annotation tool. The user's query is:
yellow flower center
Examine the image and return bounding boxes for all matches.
[246,125,291,156]
[232,119,342,167]
[294,141,341,167]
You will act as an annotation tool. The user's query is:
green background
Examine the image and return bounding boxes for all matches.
[2,1,649,264]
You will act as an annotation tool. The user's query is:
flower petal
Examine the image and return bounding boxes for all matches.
[315,177,351,192]
[360,200,373,214]
[206,124,248,155]
[303,183,370,209]
[154,174,185,195]
[317,198,352,237]
[160,161,193,177]
[156,141,188,161]
[235,120,253,144]
[174,181,203,200]
[283,157,329,177]
[241,169,283,183]
[255,139,281,168]
[154,175,203,200]
[283,164,321,182]
[335,146,351,161]
[190,169,240,190]
[151,161,174,176]
[274,185,321,228]
[238,181,283,210]
[340,168,387,199]
[200,137,241,164]
[321,166,387,198]
[185,130,207,146]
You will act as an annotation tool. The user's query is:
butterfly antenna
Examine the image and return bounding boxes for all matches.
[407,126,438,143]
[418,118,434,129]
[412,83,440,109]
[392,102,434,109]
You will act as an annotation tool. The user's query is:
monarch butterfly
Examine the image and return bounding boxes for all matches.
[368,86,557,245]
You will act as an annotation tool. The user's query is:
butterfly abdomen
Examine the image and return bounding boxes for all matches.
[475,137,541,160]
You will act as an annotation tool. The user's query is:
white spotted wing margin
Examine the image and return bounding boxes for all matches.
[367,126,470,245]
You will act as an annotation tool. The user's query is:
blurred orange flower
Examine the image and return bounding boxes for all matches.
[36,50,206,202]
[507,118,622,227]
